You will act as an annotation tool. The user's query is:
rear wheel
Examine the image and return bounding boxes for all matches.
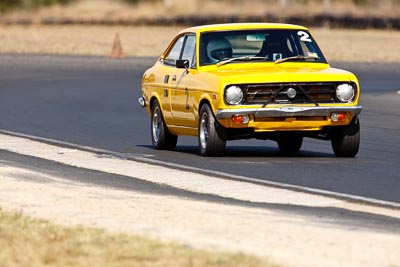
[277,134,303,154]
[198,104,226,156]
[331,116,360,157]
[151,100,177,150]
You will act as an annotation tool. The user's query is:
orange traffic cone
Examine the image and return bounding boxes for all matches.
[109,33,125,59]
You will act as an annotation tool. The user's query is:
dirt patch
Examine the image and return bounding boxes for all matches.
[2,165,400,267]
[1,133,400,267]
[0,25,180,57]
[313,28,400,62]
[0,206,273,267]
[1,25,400,62]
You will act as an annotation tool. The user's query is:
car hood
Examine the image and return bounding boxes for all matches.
[205,63,357,85]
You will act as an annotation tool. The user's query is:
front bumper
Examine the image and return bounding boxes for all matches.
[215,105,362,119]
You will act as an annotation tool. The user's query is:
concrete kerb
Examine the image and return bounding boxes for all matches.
[1,128,399,210]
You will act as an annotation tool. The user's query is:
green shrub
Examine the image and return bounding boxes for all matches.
[352,0,374,6]
[27,0,75,9]
[0,0,75,13]
[0,0,22,13]
[122,0,159,4]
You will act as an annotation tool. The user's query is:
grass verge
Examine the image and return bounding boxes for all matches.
[0,207,276,267]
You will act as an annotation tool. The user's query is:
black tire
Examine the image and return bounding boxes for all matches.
[151,100,177,150]
[198,104,226,156]
[277,134,303,154]
[331,116,360,157]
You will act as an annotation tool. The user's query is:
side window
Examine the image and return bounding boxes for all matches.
[181,35,196,68]
[164,36,185,66]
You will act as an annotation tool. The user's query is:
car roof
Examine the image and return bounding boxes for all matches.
[179,23,308,34]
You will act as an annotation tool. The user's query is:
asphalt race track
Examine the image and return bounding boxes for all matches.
[0,54,399,204]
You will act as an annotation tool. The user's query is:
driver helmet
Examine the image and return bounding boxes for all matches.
[207,38,232,63]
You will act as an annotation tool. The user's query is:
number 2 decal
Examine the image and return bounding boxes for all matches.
[298,31,312,42]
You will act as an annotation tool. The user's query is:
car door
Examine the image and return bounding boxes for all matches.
[158,35,185,125]
[170,34,197,128]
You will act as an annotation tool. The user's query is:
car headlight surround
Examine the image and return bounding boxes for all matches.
[224,85,244,105]
[336,83,355,103]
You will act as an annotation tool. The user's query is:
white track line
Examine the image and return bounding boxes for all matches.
[1,129,399,209]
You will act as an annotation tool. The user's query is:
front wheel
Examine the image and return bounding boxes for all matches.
[198,104,226,156]
[331,116,360,157]
[277,134,303,154]
[151,100,177,150]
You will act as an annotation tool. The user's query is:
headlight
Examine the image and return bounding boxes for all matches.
[336,84,355,103]
[225,86,244,105]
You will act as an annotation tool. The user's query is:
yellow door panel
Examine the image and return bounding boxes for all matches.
[170,70,197,127]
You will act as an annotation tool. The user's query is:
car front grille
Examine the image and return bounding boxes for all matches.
[243,82,338,105]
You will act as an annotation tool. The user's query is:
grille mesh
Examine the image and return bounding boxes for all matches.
[243,83,337,105]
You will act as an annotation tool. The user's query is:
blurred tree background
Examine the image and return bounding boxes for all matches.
[0,0,74,12]
[1,0,399,13]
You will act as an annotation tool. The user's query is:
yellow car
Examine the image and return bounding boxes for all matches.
[139,23,361,157]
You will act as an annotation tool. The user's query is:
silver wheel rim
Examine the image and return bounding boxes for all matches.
[152,106,161,143]
[199,112,208,150]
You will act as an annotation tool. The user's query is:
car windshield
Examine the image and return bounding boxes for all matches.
[199,29,327,66]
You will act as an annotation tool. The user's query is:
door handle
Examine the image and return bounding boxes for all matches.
[172,75,177,81]
[164,75,169,84]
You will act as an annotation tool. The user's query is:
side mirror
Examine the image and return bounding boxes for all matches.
[176,59,189,69]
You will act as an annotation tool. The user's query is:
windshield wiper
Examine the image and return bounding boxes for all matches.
[217,56,268,67]
[274,55,318,64]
